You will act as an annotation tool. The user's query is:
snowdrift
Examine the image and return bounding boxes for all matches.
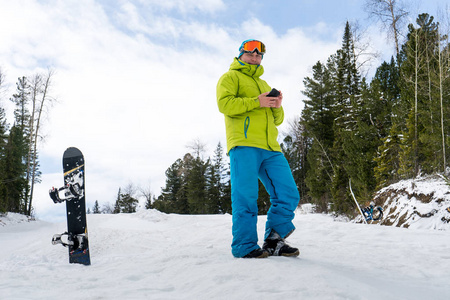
[0,212,34,226]
[374,175,450,230]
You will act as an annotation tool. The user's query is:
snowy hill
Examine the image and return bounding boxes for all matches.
[372,175,450,230]
[1,209,449,299]
[0,212,34,226]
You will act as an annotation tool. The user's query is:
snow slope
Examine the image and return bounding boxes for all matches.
[374,175,450,230]
[1,210,449,300]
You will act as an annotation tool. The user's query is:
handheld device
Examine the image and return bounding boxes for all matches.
[267,88,280,97]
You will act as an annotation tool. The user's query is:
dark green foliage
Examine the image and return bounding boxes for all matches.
[113,187,139,213]
[1,125,28,213]
[154,143,233,215]
[0,72,52,215]
[280,129,310,204]
[119,193,139,213]
[205,142,231,214]
[153,158,188,214]
[93,200,100,214]
[0,106,8,213]
[300,60,335,211]
[257,181,271,215]
[0,76,32,214]
[185,153,209,214]
[154,142,277,215]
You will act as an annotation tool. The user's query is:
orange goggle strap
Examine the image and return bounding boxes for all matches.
[240,40,266,54]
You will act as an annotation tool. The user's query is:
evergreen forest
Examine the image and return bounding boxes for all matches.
[0,70,54,215]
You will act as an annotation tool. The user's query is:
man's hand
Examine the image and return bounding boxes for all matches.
[258,91,283,108]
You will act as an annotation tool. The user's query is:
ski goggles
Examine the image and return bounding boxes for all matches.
[240,40,266,55]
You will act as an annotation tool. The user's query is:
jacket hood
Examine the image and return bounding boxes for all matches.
[229,58,265,78]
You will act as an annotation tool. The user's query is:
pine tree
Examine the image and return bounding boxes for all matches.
[330,22,363,214]
[398,14,443,177]
[368,57,399,138]
[374,126,402,188]
[205,142,226,214]
[300,61,335,211]
[333,22,361,132]
[93,200,100,214]
[221,162,232,214]
[302,61,335,147]
[119,193,139,213]
[185,153,209,214]
[153,159,186,213]
[2,125,28,212]
[8,77,31,214]
[113,188,121,214]
[144,196,153,210]
[0,105,9,212]
[372,57,402,188]
[280,122,310,204]
[113,184,139,213]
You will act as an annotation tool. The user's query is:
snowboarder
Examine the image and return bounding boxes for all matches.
[216,39,300,258]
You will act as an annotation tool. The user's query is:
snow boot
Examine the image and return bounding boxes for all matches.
[263,230,299,257]
[243,248,269,258]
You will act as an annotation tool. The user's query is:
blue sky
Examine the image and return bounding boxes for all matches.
[0,0,448,221]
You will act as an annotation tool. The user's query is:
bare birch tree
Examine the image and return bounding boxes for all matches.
[349,20,381,76]
[26,69,55,215]
[437,22,449,174]
[365,0,409,56]
[138,181,154,209]
[186,138,207,159]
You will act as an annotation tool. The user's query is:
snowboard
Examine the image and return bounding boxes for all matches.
[49,147,91,265]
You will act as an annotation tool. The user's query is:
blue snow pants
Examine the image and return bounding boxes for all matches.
[229,146,300,258]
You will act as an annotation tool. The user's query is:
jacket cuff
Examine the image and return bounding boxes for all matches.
[253,97,260,108]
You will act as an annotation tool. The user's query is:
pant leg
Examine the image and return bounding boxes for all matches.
[229,147,261,257]
[258,151,300,240]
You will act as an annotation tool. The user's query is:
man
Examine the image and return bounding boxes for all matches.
[216,39,300,258]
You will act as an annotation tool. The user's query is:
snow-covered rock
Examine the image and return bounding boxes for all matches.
[374,174,450,230]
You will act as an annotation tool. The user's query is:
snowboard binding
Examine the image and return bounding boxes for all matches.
[361,202,383,221]
[52,232,88,253]
[49,186,66,203]
[49,172,84,203]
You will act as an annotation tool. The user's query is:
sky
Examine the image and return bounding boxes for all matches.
[0,0,448,222]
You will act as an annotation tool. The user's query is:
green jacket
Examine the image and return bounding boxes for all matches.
[217,58,284,153]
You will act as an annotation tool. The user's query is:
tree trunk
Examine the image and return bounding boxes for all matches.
[27,70,54,216]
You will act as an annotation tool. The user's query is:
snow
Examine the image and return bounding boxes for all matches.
[1,209,450,299]
[373,175,450,230]
[0,212,33,226]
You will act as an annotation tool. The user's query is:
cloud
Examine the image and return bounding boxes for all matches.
[136,0,226,15]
